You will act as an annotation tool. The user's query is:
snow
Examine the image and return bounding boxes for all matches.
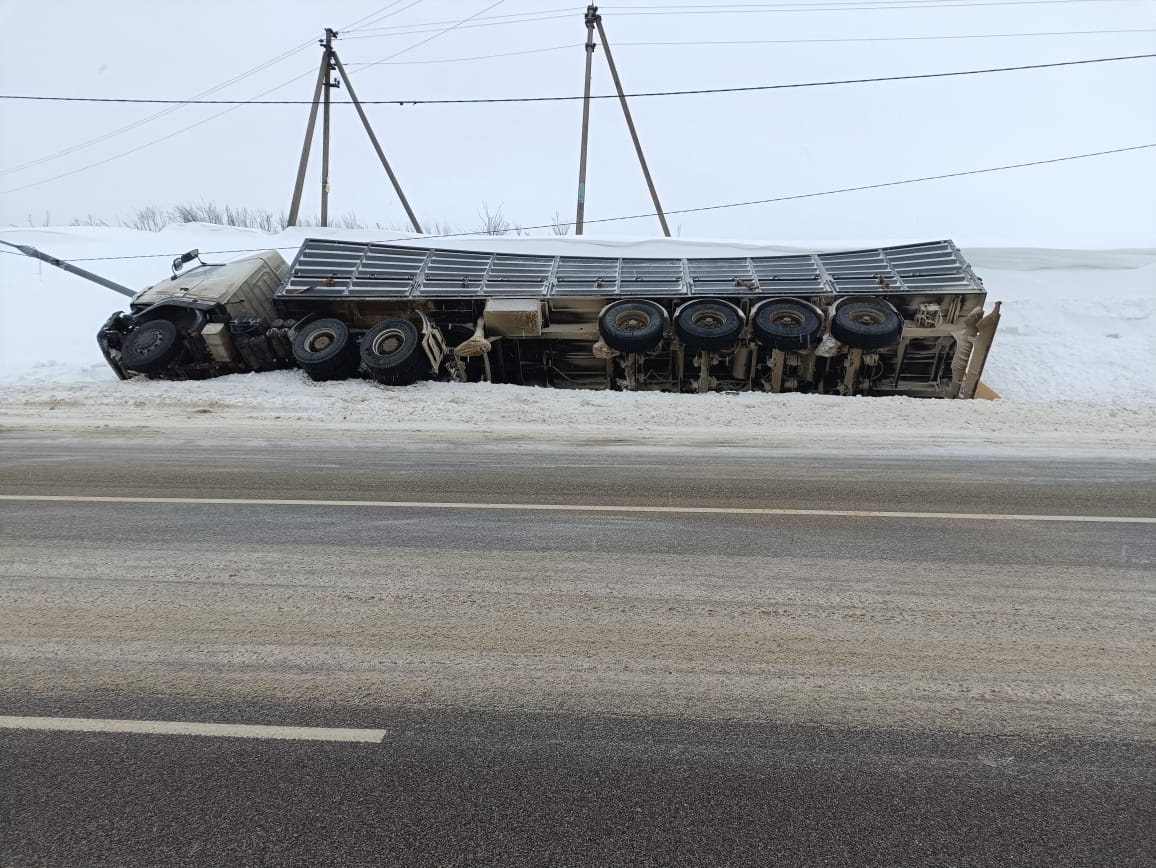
[1,225,1154,449]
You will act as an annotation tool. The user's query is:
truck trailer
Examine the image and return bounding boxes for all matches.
[7,237,1000,398]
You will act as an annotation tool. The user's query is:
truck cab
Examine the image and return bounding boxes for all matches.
[99,250,289,379]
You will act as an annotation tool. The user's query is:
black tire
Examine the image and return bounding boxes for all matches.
[292,317,359,381]
[674,299,743,352]
[361,318,426,386]
[831,299,903,350]
[752,299,824,352]
[121,319,182,374]
[599,300,666,354]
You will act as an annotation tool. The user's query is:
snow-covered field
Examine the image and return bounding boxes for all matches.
[1,225,1153,449]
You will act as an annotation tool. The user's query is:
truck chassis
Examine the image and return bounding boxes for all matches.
[84,237,999,397]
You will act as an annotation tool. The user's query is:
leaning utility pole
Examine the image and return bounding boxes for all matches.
[287,28,422,233]
[574,5,670,236]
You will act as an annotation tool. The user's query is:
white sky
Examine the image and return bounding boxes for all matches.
[1,0,1154,246]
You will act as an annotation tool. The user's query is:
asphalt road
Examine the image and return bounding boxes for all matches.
[0,432,1153,866]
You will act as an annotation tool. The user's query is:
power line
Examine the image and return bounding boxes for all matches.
[6,143,1149,262]
[613,28,1156,48]
[0,0,422,181]
[0,2,499,196]
[343,0,428,33]
[355,0,509,71]
[566,143,1156,230]
[0,42,316,179]
[343,0,1126,35]
[4,53,1150,107]
[602,0,1134,13]
[346,44,577,65]
[339,28,1156,66]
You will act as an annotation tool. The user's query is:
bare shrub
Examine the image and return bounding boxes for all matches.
[129,206,169,232]
[476,202,510,236]
[550,210,572,236]
[68,203,508,236]
[426,221,458,237]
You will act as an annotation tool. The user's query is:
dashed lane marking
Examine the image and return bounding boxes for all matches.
[0,715,386,743]
[0,494,1152,524]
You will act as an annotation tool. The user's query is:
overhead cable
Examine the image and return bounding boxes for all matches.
[3,53,1151,107]
[6,143,1149,262]
[344,29,1156,66]
[343,0,1125,35]
[0,1,506,195]
[0,0,422,180]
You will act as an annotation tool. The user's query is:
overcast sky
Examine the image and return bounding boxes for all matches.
[1,0,1153,246]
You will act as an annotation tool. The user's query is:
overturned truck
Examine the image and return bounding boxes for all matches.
[37,237,1001,397]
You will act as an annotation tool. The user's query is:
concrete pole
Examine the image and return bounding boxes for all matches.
[574,5,597,235]
[321,28,335,227]
[594,13,670,237]
[330,51,423,234]
[286,39,329,227]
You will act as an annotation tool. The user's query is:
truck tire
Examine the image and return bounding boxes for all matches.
[361,318,426,386]
[752,299,823,352]
[292,318,359,381]
[674,299,742,352]
[599,300,665,354]
[121,319,182,374]
[831,299,902,350]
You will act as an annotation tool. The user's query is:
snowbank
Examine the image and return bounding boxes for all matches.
[1,225,1153,448]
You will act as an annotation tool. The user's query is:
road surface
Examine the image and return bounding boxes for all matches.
[0,430,1152,866]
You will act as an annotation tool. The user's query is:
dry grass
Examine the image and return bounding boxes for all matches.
[61,201,562,238]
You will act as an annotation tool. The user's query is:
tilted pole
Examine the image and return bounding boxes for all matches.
[321,27,336,227]
[574,5,598,235]
[594,12,670,236]
[0,240,136,297]
[330,51,423,234]
[286,40,330,227]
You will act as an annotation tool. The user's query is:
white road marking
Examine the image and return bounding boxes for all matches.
[0,493,1152,524]
[0,715,386,743]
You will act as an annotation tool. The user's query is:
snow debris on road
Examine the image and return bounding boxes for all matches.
[1,225,1153,448]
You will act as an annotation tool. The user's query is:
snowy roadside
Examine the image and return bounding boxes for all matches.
[2,366,1154,452]
[2,225,1153,450]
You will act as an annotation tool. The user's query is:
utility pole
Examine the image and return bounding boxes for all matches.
[330,52,423,234]
[574,5,670,237]
[287,29,422,233]
[286,42,329,228]
[321,27,337,227]
[574,5,597,235]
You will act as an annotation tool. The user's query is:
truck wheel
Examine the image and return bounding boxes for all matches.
[831,300,902,350]
[121,319,182,374]
[752,299,823,352]
[599,300,665,354]
[292,317,358,381]
[361,318,425,386]
[674,299,742,352]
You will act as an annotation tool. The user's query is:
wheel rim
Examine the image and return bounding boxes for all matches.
[690,309,727,330]
[305,328,336,352]
[770,311,804,328]
[614,310,653,333]
[135,328,164,351]
[371,328,407,358]
[850,309,886,327]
